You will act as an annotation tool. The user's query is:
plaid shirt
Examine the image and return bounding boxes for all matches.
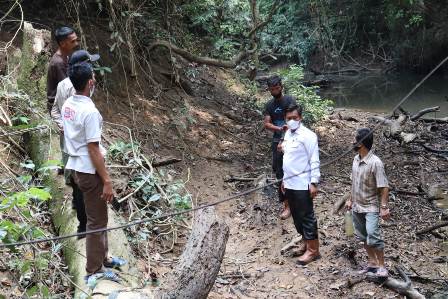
[351,150,389,213]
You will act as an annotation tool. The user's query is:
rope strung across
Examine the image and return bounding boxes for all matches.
[1,55,447,249]
[0,124,49,137]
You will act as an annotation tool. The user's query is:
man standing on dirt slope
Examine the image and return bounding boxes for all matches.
[51,50,100,237]
[46,26,78,114]
[280,104,321,265]
[346,128,390,278]
[63,62,125,282]
[263,75,297,220]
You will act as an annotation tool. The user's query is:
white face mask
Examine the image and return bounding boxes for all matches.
[287,119,300,131]
[89,84,95,98]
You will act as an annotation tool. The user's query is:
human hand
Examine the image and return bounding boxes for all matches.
[280,181,285,194]
[101,181,114,203]
[277,142,283,152]
[380,207,390,220]
[282,125,288,131]
[310,184,318,199]
[345,200,352,210]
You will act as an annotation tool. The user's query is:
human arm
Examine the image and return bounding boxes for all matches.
[309,134,320,198]
[88,142,114,203]
[85,111,113,203]
[51,85,64,132]
[379,187,390,220]
[264,115,286,133]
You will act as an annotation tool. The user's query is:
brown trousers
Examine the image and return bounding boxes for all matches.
[74,171,108,274]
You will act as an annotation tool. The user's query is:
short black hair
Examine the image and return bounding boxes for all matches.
[69,62,93,92]
[267,75,282,87]
[285,104,303,116]
[356,128,373,150]
[54,26,75,45]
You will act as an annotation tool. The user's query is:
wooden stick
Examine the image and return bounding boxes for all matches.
[152,157,182,167]
[0,127,26,155]
[0,105,12,126]
[410,106,440,121]
[332,193,350,215]
[416,221,448,235]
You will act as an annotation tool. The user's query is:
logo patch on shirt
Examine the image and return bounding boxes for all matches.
[63,107,76,121]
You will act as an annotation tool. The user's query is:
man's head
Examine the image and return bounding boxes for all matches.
[54,26,78,54]
[354,128,373,152]
[285,104,303,131]
[69,62,95,96]
[267,75,283,99]
[69,49,100,66]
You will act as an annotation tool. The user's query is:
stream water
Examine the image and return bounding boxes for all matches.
[320,73,448,117]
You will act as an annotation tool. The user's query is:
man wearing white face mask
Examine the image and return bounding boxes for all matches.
[50,50,99,237]
[63,62,124,281]
[280,104,321,265]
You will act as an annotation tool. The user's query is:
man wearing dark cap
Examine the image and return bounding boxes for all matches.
[46,26,78,113]
[51,50,100,236]
[63,62,125,281]
[345,128,390,277]
[263,75,297,219]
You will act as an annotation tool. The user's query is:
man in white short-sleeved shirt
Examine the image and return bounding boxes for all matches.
[51,50,99,236]
[63,62,123,280]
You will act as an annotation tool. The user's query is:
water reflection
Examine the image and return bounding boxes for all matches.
[321,73,448,117]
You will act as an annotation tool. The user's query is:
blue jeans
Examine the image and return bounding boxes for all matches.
[352,211,384,250]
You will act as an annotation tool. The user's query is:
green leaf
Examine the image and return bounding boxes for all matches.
[21,260,31,273]
[27,187,51,201]
[26,286,38,297]
[20,160,35,170]
[32,227,45,239]
[35,257,49,270]
[0,229,7,240]
[40,284,50,298]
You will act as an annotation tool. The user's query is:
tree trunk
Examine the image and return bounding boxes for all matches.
[155,207,229,299]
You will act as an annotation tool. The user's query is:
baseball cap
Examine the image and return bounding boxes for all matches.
[69,49,100,66]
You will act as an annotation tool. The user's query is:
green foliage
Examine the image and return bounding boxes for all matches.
[108,141,138,163]
[277,65,333,125]
[0,187,51,211]
[180,0,250,58]
[11,115,30,125]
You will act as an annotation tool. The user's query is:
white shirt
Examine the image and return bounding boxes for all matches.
[282,124,320,190]
[50,77,75,129]
[62,94,106,174]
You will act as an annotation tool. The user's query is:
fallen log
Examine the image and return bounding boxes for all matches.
[416,221,448,235]
[367,266,425,299]
[410,106,440,121]
[422,144,448,154]
[420,117,448,123]
[156,207,229,299]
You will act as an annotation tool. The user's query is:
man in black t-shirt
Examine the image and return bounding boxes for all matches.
[263,76,297,219]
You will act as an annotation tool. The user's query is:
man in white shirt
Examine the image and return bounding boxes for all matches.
[280,104,321,265]
[63,62,120,279]
[51,50,99,236]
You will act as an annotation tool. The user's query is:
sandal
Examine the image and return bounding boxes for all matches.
[84,269,121,289]
[103,256,127,269]
[358,265,378,275]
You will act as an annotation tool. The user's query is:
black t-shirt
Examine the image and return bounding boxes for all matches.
[263,95,297,141]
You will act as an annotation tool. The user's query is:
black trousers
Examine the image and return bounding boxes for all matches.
[285,189,318,240]
[71,176,87,232]
[271,141,286,202]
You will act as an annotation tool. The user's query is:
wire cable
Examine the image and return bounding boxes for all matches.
[1,55,447,249]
